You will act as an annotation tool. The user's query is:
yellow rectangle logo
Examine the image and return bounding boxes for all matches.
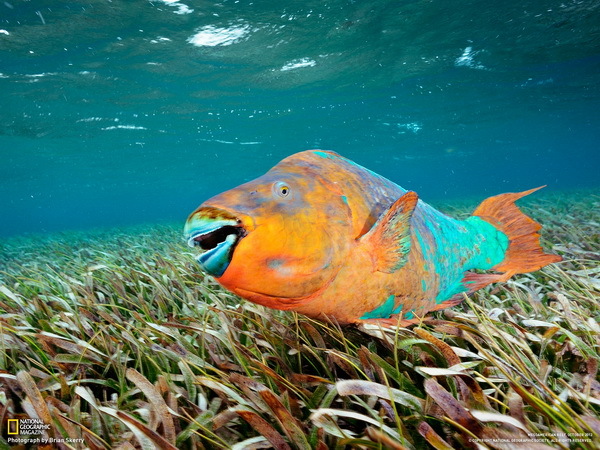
[7,419,19,435]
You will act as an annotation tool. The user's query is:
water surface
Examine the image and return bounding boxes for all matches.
[1,0,599,236]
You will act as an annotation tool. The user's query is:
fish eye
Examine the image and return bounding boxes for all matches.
[274,181,290,198]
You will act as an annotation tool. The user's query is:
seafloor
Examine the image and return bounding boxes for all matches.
[0,190,598,448]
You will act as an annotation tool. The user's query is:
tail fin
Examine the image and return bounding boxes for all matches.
[472,186,561,276]
[462,187,561,293]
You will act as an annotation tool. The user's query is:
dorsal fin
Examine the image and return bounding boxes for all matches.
[360,191,418,273]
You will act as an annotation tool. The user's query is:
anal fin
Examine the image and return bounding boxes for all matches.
[429,294,468,312]
[461,272,511,294]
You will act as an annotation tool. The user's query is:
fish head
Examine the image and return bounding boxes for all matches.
[184,151,353,309]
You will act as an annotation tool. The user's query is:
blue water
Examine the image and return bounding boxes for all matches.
[1,0,599,237]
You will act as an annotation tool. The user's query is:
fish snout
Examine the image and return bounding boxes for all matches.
[184,206,251,277]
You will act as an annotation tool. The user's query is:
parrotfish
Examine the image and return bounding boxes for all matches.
[184,150,561,326]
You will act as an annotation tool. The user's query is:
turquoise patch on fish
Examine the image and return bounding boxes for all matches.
[360,295,403,319]
[314,151,337,159]
[414,210,510,303]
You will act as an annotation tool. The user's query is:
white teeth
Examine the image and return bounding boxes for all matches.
[187,234,202,248]
[184,219,239,247]
[187,234,204,248]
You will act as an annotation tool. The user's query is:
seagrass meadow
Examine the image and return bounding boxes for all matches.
[0,191,599,450]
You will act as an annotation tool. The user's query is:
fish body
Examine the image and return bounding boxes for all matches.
[185,150,561,325]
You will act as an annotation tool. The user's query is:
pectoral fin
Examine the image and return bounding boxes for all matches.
[361,191,418,273]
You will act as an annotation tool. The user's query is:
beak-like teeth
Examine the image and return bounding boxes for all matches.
[184,207,247,277]
[186,219,241,248]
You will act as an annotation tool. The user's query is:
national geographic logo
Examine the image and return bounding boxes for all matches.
[7,419,18,435]
[4,418,85,446]
[4,418,50,436]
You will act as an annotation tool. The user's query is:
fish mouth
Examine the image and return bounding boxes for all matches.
[184,207,247,277]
